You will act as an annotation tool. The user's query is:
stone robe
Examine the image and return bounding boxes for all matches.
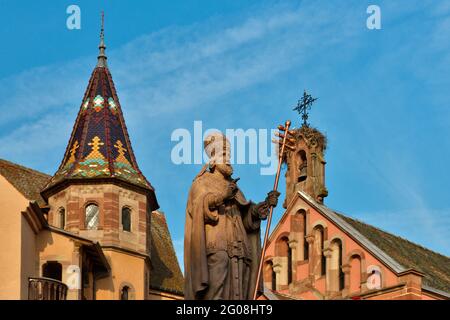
[184,170,265,300]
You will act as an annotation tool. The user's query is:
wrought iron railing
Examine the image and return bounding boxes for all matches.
[28,277,68,300]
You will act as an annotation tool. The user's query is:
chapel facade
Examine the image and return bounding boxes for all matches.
[261,120,450,300]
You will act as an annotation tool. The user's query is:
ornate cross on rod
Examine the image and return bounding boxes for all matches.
[293,90,317,127]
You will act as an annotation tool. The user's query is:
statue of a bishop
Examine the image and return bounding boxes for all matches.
[184,132,280,300]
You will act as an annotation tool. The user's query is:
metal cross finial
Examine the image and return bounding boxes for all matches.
[101,11,104,35]
[293,90,317,127]
[97,11,107,67]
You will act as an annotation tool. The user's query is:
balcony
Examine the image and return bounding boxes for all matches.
[28,277,68,300]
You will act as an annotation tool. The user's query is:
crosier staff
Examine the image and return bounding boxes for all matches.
[252,120,294,300]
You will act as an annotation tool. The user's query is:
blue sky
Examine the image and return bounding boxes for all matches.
[1,0,449,268]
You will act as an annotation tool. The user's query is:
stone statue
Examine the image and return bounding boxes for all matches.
[184,132,280,300]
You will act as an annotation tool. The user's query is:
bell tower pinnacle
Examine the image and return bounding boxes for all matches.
[283,91,328,207]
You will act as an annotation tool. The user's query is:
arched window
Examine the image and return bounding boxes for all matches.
[330,239,344,292]
[265,261,276,291]
[299,210,308,260]
[313,226,326,276]
[59,208,65,229]
[85,204,99,230]
[122,207,131,232]
[277,237,292,285]
[120,286,129,300]
[42,261,62,281]
[287,245,293,284]
[298,150,307,182]
[338,241,344,291]
[350,255,362,293]
[275,236,293,285]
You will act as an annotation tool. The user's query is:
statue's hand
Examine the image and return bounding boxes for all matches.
[223,181,238,200]
[265,190,281,207]
[254,202,269,220]
[205,210,219,224]
[208,183,237,209]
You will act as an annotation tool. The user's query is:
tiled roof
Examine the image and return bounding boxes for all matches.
[42,33,157,211]
[336,212,450,293]
[150,211,184,295]
[44,64,153,192]
[0,159,50,207]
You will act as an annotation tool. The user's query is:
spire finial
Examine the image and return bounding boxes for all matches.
[293,90,317,127]
[97,11,107,67]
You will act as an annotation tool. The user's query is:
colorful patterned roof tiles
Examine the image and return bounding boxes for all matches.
[42,29,158,210]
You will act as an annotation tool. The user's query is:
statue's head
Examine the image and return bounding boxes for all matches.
[204,132,233,177]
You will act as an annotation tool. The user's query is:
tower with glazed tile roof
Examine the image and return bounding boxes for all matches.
[42,20,157,209]
[40,16,159,299]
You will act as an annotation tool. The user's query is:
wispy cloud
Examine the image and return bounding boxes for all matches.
[0,2,359,163]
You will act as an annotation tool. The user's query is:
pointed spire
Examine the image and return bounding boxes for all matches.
[97,11,107,67]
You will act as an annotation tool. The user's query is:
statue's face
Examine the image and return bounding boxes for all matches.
[208,143,233,177]
[215,163,233,178]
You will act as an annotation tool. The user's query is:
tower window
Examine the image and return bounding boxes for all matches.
[298,150,308,182]
[85,204,99,230]
[122,207,131,232]
[59,208,65,229]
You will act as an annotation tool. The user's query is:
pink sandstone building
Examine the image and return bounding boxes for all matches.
[260,125,450,300]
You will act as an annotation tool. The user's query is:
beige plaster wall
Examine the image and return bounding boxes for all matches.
[20,215,37,299]
[36,230,80,300]
[0,175,29,299]
[95,249,146,300]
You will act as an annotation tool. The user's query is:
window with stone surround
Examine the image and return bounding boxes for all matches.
[298,209,308,260]
[330,238,345,292]
[85,203,99,230]
[349,255,362,293]
[122,207,131,232]
[313,225,326,277]
[276,236,292,285]
[265,261,276,291]
[58,207,65,229]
